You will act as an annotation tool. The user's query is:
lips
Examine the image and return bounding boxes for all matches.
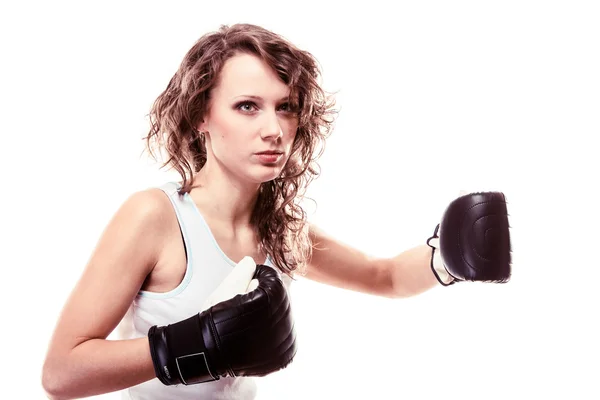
[255,151,284,164]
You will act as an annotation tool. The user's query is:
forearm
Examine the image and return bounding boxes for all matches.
[43,337,155,400]
[387,244,439,298]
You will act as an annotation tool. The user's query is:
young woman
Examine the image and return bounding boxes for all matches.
[42,23,511,400]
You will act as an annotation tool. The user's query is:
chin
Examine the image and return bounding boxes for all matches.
[248,166,284,184]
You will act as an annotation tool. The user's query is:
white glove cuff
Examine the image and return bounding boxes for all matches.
[426,229,456,286]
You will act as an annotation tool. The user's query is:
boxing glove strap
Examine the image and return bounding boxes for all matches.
[148,325,178,385]
[148,314,220,386]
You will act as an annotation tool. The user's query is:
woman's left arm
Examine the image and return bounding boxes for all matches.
[303,224,438,299]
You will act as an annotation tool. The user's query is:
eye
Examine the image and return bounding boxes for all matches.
[236,101,258,113]
[278,103,298,114]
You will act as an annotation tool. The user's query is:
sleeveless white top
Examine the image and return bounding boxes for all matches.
[117,182,291,399]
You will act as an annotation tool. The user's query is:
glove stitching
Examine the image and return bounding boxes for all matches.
[457,199,507,274]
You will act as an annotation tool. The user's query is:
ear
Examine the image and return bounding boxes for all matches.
[197,111,214,133]
[197,119,208,134]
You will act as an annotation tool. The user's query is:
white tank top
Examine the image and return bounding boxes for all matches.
[117,181,291,400]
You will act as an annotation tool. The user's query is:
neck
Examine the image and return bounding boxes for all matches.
[188,160,261,229]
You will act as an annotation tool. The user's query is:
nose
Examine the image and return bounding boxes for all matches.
[260,110,283,141]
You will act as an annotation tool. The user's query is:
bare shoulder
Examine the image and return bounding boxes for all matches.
[124,184,177,225]
[308,223,327,240]
[117,187,174,231]
[101,187,181,271]
[44,186,177,360]
[307,223,333,251]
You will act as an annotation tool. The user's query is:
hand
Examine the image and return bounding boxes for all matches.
[427,191,512,286]
[148,264,297,385]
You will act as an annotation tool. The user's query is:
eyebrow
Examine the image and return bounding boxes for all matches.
[233,95,291,102]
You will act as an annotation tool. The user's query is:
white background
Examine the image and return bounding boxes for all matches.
[1,0,599,398]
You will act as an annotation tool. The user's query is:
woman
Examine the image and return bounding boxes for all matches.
[42,23,510,400]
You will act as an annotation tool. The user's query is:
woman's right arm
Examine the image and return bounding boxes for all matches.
[42,189,172,400]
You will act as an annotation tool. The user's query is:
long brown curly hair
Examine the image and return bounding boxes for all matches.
[144,23,338,277]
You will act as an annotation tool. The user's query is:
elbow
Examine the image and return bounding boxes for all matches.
[42,360,74,400]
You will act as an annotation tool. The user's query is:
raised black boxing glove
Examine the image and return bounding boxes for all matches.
[148,264,297,385]
[427,191,512,285]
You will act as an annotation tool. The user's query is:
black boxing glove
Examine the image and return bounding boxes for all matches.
[427,191,512,286]
[147,264,297,385]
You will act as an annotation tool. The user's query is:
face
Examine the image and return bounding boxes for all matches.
[198,52,299,185]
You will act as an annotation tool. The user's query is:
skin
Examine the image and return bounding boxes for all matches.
[41,52,438,399]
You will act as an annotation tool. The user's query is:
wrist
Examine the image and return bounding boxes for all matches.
[148,313,220,386]
[426,224,456,286]
[148,325,180,385]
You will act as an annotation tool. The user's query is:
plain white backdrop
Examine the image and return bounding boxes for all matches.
[1,0,599,398]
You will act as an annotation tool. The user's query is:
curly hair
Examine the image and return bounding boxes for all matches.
[144,23,338,277]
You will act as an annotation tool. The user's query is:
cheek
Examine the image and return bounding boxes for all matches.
[282,120,299,142]
[211,110,246,142]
